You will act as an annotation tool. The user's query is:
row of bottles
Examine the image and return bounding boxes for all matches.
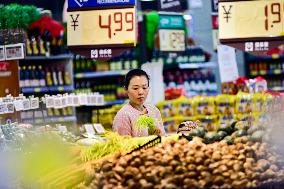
[249,62,284,75]
[266,79,284,90]
[164,70,217,93]
[74,55,97,73]
[74,80,127,101]
[74,55,139,73]
[26,33,65,56]
[19,65,71,88]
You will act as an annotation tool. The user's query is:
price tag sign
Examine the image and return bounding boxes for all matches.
[45,97,55,108]
[30,97,39,109]
[84,124,96,138]
[6,102,14,114]
[14,100,24,111]
[79,94,88,105]
[93,123,105,134]
[67,8,136,47]
[23,99,31,110]
[62,96,68,108]
[5,43,25,60]
[0,103,8,114]
[73,96,80,106]
[0,46,4,61]
[54,97,63,109]
[158,0,182,11]
[67,95,74,106]
[219,0,284,54]
[159,29,185,52]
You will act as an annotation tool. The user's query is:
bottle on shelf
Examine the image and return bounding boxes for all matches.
[51,68,58,86]
[26,39,33,56]
[25,66,32,87]
[38,37,46,56]
[58,68,64,86]
[31,37,39,56]
[46,68,53,86]
[38,65,46,87]
[32,65,40,87]
[64,70,71,85]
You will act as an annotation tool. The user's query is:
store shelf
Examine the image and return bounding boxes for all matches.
[75,70,129,79]
[246,54,284,62]
[21,85,74,93]
[106,99,126,106]
[249,69,284,77]
[178,62,217,69]
[22,116,76,124]
[24,54,73,60]
[269,87,284,92]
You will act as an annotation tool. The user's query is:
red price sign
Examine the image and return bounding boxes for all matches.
[67,8,136,47]
[219,0,284,39]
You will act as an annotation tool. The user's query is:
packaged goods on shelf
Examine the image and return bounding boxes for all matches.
[156,92,278,132]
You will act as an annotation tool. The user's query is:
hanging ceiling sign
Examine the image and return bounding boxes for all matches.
[67,1,136,60]
[211,0,218,13]
[68,0,135,10]
[219,0,284,55]
[158,14,186,52]
[158,0,183,11]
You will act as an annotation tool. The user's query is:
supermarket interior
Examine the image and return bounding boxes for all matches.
[1,0,284,188]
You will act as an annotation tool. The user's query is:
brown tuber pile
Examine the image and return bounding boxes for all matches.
[78,137,284,189]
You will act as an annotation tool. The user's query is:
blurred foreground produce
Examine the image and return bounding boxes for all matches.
[80,132,179,162]
[77,137,284,189]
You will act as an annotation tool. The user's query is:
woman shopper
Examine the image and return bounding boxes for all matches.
[113,69,166,137]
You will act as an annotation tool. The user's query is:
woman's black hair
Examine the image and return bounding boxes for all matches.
[124,69,150,89]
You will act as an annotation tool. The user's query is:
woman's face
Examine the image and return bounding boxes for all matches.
[127,75,149,106]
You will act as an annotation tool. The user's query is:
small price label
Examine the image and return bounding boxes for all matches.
[13,100,24,111]
[67,96,74,106]
[6,102,14,113]
[93,123,105,134]
[54,97,63,109]
[159,29,185,52]
[23,99,31,110]
[0,46,5,61]
[73,96,79,106]
[84,124,96,137]
[30,97,39,109]
[46,97,54,108]
[97,95,104,105]
[5,43,25,60]
[62,96,68,108]
[0,103,8,114]
[79,94,87,105]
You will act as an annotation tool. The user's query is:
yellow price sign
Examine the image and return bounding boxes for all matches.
[159,29,185,52]
[67,8,136,47]
[219,0,284,39]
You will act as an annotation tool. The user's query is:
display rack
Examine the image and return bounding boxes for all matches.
[75,70,129,79]
[24,54,73,61]
[21,85,75,93]
[245,53,284,91]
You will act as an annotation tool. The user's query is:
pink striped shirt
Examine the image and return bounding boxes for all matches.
[113,103,166,137]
